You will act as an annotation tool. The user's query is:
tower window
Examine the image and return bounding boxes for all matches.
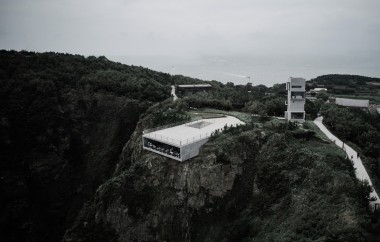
[291,112,304,119]
[291,92,305,99]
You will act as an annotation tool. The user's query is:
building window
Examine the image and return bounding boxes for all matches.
[291,85,302,88]
[144,138,181,159]
[291,112,304,119]
[291,92,305,99]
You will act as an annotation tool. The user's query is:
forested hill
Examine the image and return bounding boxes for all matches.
[0,50,204,242]
[0,50,207,101]
[307,74,380,93]
[2,50,379,242]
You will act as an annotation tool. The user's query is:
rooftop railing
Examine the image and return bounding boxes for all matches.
[143,117,242,147]
[143,130,213,147]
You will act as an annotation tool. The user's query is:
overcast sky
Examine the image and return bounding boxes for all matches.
[1,0,380,83]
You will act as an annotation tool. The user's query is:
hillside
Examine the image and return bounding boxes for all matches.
[307,74,380,103]
[0,50,203,242]
[63,103,376,241]
[308,74,380,91]
[1,51,379,242]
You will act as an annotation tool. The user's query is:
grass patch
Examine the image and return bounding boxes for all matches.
[187,108,253,123]
[199,114,226,119]
[302,121,331,142]
[305,140,346,158]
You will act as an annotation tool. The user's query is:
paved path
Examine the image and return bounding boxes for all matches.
[314,117,379,209]
[171,85,178,101]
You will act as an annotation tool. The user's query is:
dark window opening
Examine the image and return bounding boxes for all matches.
[291,85,302,88]
[144,138,181,159]
[291,112,304,119]
[291,91,305,99]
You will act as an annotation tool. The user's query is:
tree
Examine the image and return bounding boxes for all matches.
[316,91,329,101]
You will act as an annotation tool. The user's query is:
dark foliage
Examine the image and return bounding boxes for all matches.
[0,50,200,242]
[308,74,380,94]
[321,103,380,197]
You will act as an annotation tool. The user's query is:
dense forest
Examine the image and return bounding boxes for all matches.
[0,50,199,241]
[1,50,379,242]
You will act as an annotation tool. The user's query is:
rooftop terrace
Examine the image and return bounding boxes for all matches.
[143,116,245,147]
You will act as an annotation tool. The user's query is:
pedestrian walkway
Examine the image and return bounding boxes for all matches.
[171,85,178,101]
[314,117,379,210]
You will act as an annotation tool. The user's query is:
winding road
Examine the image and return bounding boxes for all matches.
[314,116,380,209]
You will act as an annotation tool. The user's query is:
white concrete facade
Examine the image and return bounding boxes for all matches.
[285,77,306,123]
[142,116,245,161]
[335,98,369,108]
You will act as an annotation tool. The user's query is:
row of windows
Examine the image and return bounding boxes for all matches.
[144,138,181,159]
[286,82,304,90]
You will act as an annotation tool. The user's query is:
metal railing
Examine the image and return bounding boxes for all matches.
[144,130,213,147]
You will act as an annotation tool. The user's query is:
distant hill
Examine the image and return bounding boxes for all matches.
[307,74,380,94]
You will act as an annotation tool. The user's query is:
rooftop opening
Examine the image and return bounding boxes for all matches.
[187,121,212,129]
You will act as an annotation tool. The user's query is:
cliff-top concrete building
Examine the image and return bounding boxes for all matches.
[142,116,244,161]
[285,77,306,123]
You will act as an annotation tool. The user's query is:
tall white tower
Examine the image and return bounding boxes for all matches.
[285,77,306,123]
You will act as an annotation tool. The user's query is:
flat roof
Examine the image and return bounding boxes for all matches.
[335,98,369,108]
[143,116,244,147]
[177,84,212,88]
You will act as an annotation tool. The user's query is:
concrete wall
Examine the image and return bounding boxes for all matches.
[285,77,306,123]
[181,138,209,161]
[289,100,305,110]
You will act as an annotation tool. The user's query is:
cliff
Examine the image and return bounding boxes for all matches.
[0,50,184,242]
[63,114,372,242]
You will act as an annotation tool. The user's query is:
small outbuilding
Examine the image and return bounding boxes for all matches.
[176,84,212,94]
[335,98,369,108]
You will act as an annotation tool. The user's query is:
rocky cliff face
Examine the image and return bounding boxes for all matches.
[64,118,370,242]
[0,94,149,242]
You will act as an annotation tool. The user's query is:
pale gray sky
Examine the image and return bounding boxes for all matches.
[1,0,380,84]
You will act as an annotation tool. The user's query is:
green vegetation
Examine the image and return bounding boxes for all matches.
[187,108,253,123]
[0,50,203,242]
[197,122,378,241]
[321,103,380,194]
[308,74,380,104]
[2,50,380,242]
[303,121,331,142]
[65,107,379,241]
[177,81,287,115]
